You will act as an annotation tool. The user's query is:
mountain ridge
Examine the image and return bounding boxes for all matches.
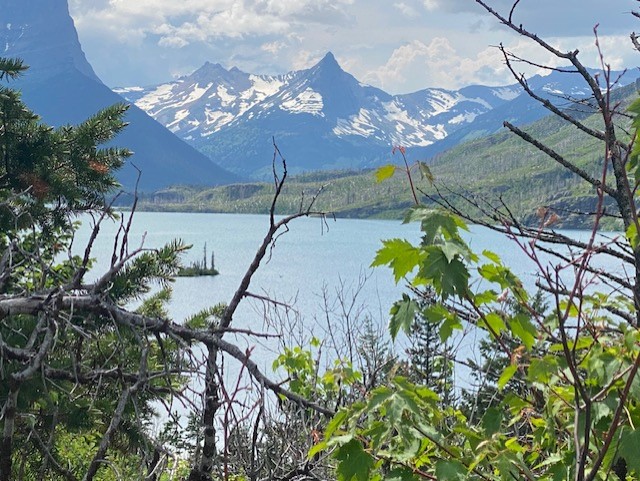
[116,52,530,178]
[117,53,637,180]
[132,83,640,229]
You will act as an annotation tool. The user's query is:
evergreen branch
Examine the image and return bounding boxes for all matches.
[0,58,27,81]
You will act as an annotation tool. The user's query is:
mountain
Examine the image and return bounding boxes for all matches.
[116,53,521,178]
[411,68,640,160]
[0,0,237,191]
[134,83,640,229]
[118,54,639,180]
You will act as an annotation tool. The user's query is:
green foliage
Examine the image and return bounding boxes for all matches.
[628,96,640,182]
[109,239,188,302]
[388,295,420,339]
[405,301,455,405]
[0,58,190,480]
[273,338,362,402]
[316,200,640,480]
[375,164,397,183]
[334,439,375,481]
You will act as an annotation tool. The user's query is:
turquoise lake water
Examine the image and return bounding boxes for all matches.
[72,212,626,392]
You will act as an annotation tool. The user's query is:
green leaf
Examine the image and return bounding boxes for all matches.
[477,263,522,291]
[474,289,497,305]
[619,427,640,476]
[396,389,421,416]
[367,387,394,411]
[509,314,537,350]
[439,314,463,342]
[423,303,450,322]
[424,304,463,341]
[435,459,466,481]
[498,364,518,390]
[440,240,469,262]
[629,97,640,116]
[385,467,419,481]
[418,161,434,184]
[324,409,350,439]
[308,440,328,458]
[483,250,501,263]
[420,248,470,299]
[627,223,639,250]
[375,164,397,183]
[484,312,506,336]
[372,239,424,283]
[496,455,519,481]
[389,295,420,339]
[482,407,503,436]
[527,356,558,384]
[335,439,375,481]
[403,209,467,245]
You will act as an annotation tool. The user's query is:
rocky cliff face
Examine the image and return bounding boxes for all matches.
[0,0,237,191]
[0,0,99,82]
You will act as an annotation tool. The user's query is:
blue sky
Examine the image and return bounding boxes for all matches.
[68,0,639,93]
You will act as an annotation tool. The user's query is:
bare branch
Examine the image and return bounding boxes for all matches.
[503,121,617,197]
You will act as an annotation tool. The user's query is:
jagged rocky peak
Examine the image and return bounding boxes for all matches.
[0,0,99,82]
[311,52,343,73]
[304,51,356,92]
[186,60,250,88]
[192,61,228,76]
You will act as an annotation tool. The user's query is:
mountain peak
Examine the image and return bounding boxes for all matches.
[316,52,341,71]
[193,61,227,75]
[2,0,238,190]
[187,60,250,88]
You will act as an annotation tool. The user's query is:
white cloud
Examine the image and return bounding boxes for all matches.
[261,40,289,54]
[422,0,440,11]
[157,35,189,49]
[68,0,639,92]
[362,30,637,94]
[290,50,323,70]
[71,0,355,48]
[393,2,419,17]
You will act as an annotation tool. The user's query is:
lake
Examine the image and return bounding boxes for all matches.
[73,211,626,378]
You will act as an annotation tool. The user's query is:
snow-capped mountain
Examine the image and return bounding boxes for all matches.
[116,53,522,178]
[116,53,638,179]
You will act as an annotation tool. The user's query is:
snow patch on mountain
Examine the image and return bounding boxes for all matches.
[181,83,212,106]
[116,86,144,93]
[425,91,460,117]
[464,96,492,110]
[280,88,324,116]
[168,109,191,131]
[493,87,520,101]
[116,57,521,153]
[247,75,286,100]
[136,84,176,113]
[113,53,637,179]
[448,112,478,125]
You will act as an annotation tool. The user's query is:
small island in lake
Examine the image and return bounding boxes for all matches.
[177,243,218,277]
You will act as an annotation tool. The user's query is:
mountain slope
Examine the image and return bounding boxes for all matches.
[117,53,521,178]
[0,0,237,191]
[134,83,638,229]
[119,53,638,181]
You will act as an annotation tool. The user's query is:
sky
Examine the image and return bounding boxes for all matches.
[67,0,640,94]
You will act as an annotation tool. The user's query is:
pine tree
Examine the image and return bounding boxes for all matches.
[405,290,455,406]
[0,58,187,480]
